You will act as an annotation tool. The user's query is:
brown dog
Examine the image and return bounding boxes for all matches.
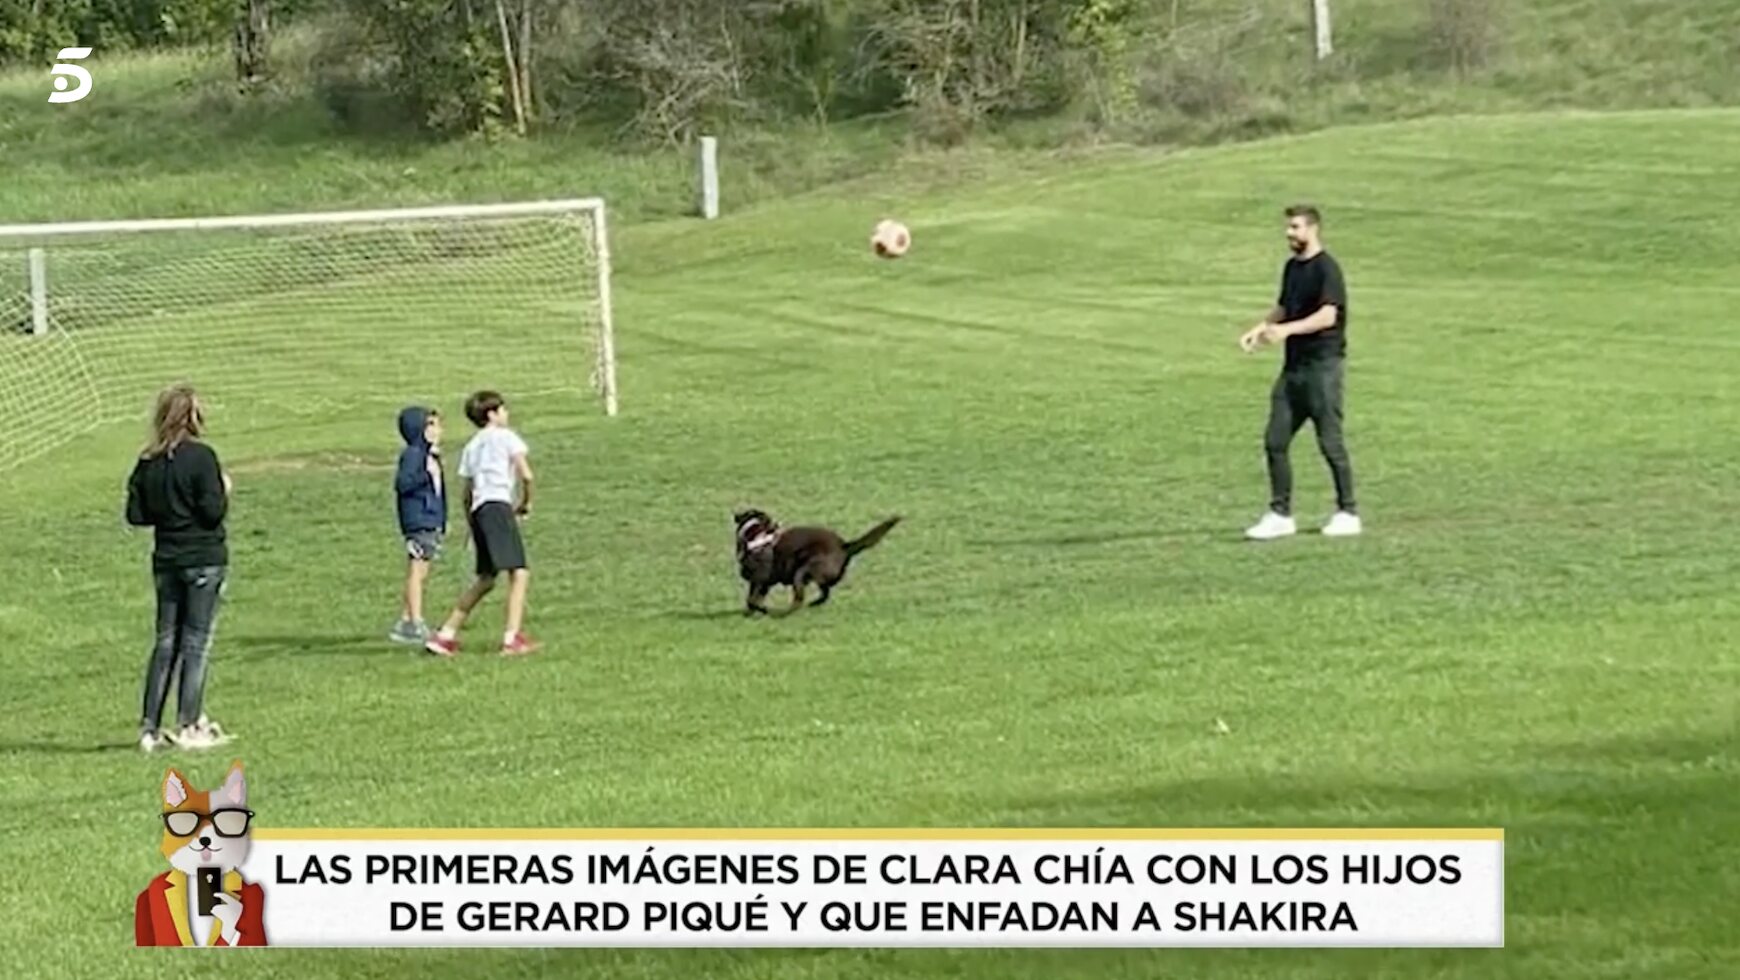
[734,509,900,615]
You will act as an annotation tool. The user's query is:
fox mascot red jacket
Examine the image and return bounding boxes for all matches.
[136,762,267,947]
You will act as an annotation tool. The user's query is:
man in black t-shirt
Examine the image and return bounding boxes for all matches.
[1236,204,1360,540]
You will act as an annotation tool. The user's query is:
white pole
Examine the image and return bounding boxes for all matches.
[27,247,48,336]
[1312,0,1334,60]
[592,205,620,417]
[697,136,720,220]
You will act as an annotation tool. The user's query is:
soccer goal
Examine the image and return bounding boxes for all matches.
[0,198,617,471]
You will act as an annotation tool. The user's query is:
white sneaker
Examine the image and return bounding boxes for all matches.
[174,717,235,751]
[1244,511,1297,541]
[139,730,170,753]
[1321,511,1363,537]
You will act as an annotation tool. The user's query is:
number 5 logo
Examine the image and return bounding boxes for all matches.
[49,47,93,104]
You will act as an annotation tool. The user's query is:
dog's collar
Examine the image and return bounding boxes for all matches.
[740,518,781,553]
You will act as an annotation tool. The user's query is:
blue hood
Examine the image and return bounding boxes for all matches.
[394,407,445,534]
[398,407,429,447]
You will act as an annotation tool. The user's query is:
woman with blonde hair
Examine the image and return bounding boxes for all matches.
[125,384,234,752]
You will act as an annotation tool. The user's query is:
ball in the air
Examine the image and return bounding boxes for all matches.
[871,219,910,259]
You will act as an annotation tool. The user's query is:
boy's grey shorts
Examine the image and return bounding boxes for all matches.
[405,530,444,562]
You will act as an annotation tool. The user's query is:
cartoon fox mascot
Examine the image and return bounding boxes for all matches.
[135,761,267,946]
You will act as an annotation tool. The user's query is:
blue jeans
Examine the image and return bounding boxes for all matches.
[141,565,226,731]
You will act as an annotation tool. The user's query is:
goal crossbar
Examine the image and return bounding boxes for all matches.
[0,197,610,240]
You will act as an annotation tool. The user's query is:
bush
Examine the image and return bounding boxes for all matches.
[1066,0,1139,125]
[870,0,1076,143]
[1135,8,1265,121]
[1138,43,1247,119]
[599,2,752,144]
[752,0,902,126]
[300,17,408,134]
[346,0,505,137]
[1426,0,1503,74]
[0,0,239,62]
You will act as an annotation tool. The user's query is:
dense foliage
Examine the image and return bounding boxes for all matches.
[0,1,290,59]
[3,1,1507,142]
[319,0,1136,140]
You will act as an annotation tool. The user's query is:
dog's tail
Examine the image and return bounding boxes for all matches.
[844,516,901,557]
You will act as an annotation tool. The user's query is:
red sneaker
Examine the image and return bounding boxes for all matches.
[424,634,459,657]
[500,633,541,657]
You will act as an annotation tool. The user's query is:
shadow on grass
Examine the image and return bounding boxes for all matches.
[999,727,1738,832]
[632,325,817,374]
[227,631,386,659]
[981,728,1739,973]
[662,608,750,622]
[422,731,1728,980]
[969,526,1230,549]
[0,739,136,756]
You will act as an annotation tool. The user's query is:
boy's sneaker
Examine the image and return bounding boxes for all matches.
[1321,511,1363,537]
[425,633,460,657]
[388,619,429,645]
[1244,511,1298,541]
[174,717,234,751]
[500,633,541,657]
[139,729,170,753]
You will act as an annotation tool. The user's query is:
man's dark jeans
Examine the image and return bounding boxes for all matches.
[1265,357,1357,517]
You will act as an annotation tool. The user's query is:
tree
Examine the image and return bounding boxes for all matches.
[346,0,507,136]
[866,0,1077,136]
[233,0,271,86]
[490,0,550,135]
[581,0,757,144]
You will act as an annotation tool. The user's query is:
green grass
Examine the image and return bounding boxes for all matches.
[10,1,1740,227]
[1023,0,1740,145]
[2,106,1738,978]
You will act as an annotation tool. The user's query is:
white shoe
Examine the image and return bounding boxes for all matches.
[139,730,170,753]
[1321,511,1363,537]
[1244,511,1297,541]
[173,716,235,751]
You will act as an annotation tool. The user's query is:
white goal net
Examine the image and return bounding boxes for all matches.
[0,199,617,471]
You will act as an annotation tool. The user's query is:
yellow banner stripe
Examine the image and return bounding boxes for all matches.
[255,828,1503,842]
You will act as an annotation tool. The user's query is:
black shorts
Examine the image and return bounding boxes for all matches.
[468,502,528,576]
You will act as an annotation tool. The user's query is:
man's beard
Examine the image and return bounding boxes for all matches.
[1288,238,1306,253]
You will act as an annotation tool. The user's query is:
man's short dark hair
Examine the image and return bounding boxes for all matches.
[1284,204,1323,226]
[464,391,504,427]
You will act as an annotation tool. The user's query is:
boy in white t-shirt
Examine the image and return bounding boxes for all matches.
[425,390,540,657]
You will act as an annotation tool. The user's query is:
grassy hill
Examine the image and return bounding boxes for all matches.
[5,1,1740,226]
[3,5,1740,978]
[4,106,1740,977]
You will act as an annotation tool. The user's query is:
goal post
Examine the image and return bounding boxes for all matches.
[0,197,618,470]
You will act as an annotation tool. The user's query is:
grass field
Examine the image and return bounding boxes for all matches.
[4,103,1740,979]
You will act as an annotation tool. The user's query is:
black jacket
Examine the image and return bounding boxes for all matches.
[126,440,229,571]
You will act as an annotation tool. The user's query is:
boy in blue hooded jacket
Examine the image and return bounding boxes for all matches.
[391,406,446,644]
